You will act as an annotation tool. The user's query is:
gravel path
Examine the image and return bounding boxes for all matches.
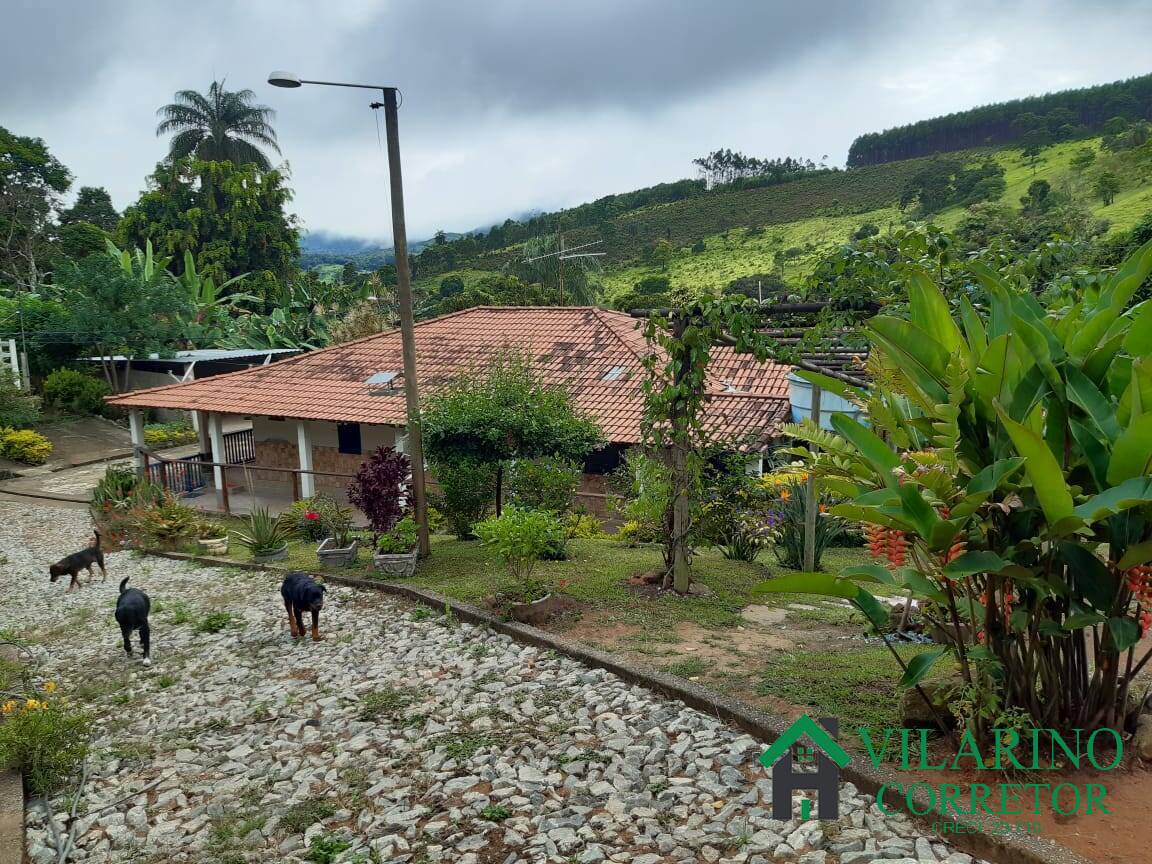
[3,501,987,864]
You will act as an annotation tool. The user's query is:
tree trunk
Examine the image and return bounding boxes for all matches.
[668,440,692,593]
[495,462,503,518]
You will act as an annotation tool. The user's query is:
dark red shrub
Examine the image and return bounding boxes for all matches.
[347,446,413,535]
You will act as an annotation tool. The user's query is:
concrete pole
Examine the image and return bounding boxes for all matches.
[128,409,146,476]
[803,385,823,572]
[382,87,431,559]
[208,413,226,509]
[296,421,316,499]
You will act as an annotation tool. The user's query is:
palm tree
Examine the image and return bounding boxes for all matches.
[156,81,281,170]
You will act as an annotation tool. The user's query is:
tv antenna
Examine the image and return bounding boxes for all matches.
[522,233,605,304]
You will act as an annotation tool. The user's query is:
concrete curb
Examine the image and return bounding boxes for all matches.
[147,550,1091,864]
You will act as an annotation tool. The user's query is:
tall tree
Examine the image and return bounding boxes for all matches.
[0,126,71,292]
[156,81,281,170]
[59,186,118,231]
[116,157,300,291]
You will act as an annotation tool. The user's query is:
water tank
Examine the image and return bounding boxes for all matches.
[787,372,866,430]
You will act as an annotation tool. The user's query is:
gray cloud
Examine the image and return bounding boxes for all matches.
[1,1,1150,242]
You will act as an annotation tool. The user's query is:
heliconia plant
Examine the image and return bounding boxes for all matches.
[757,238,1152,741]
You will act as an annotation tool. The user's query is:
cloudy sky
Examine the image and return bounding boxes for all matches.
[2,1,1150,244]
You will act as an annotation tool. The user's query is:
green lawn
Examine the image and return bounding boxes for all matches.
[210,524,873,635]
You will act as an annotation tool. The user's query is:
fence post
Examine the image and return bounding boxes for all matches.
[803,385,823,572]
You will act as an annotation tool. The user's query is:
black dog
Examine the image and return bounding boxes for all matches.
[280,572,326,642]
[115,577,151,665]
[49,530,106,592]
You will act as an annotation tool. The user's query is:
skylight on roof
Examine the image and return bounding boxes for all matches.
[602,366,627,382]
[367,370,402,394]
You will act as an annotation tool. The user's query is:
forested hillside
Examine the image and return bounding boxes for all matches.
[847,73,1152,166]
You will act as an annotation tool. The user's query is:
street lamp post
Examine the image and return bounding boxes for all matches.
[268,71,430,557]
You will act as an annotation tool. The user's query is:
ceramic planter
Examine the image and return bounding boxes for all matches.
[199,536,229,555]
[317,537,361,568]
[373,549,418,579]
[252,543,289,564]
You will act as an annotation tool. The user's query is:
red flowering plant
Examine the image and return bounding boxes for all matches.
[288,494,340,542]
[757,241,1152,744]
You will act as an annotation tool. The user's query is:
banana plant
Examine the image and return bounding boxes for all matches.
[105,238,171,284]
[758,238,1152,740]
[174,250,258,320]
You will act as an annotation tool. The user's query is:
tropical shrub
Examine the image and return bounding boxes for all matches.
[431,457,497,539]
[506,456,581,513]
[196,520,227,540]
[129,494,199,548]
[696,458,774,562]
[762,475,846,570]
[41,368,111,416]
[232,507,294,556]
[0,687,92,797]
[0,371,40,429]
[475,507,566,597]
[376,515,418,554]
[346,447,411,536]
[762,238,1152,739]
[287,494,339,541]
[0,429,53,465]
[90,466,163,512]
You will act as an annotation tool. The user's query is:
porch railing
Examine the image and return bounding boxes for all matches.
[140,448,355,515]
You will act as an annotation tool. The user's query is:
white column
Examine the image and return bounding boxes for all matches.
[297,421,315,499]
[128,409,146,476]
[194,410,210,456]
[208,412,226,507]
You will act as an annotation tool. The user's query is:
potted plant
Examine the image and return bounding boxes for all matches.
[475,507,571,624]
[233,507,294,563]
[373,515,418,578]
[197,520,229,555]
[347,446,418,576]
[316,503,360,567]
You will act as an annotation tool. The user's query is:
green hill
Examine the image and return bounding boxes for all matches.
[413,132,1152,307]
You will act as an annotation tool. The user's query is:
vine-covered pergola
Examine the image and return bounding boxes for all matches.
[633,298,875,592]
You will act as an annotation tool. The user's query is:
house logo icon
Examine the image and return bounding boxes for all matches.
[759,715,849,820]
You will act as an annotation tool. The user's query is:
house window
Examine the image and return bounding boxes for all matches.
[337,423,362,455]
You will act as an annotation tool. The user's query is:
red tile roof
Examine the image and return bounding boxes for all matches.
[107,307,794,447]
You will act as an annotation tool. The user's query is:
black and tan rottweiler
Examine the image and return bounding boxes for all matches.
[280,571,326,641]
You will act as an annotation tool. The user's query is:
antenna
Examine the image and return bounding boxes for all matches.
[522,233,605,304]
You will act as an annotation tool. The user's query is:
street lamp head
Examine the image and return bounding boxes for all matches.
[268,71,303,88]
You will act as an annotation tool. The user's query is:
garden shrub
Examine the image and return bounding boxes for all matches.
[0,428,53,465]
[376,515,418,554]
[431,457,497,539]
[129,493,199,548]
[475,507,566,594]
[764,475,845,570]
[696,456,773,562]
[0,689,92,797]
[0,371,40,429]
[347,446,412,536]
[143,421,198,448]
[611,450,669,544]
[41,368,111,416]
[566,511,606,539]
[506,456,581,513]
[287,494,341,542]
